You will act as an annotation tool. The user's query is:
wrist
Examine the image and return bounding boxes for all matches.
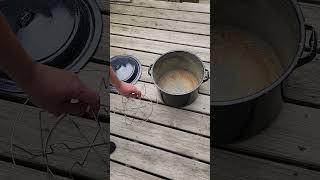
[12,61,37,91]
[114,80,123,90]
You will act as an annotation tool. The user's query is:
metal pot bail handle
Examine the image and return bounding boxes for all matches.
[148,64,153,76]
[295,24,318,69]
[203,69,210,83]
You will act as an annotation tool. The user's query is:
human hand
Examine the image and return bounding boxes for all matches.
[23,63,100,116]
[117,81,142,98]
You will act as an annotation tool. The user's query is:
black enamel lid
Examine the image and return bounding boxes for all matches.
[0,0,102,93]
[110,55,142,93]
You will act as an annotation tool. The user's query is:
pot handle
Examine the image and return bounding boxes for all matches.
[148,64,153,76]
[203,69,210,83]
[295,24,318,69]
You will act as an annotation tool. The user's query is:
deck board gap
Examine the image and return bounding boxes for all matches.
[110,12,210,25]
[216,145,320,172]
[111,133,210,164]
[111,159,171,180]
[110,3,211,14]
[110,91,210,115]
[110,33,210,49]
[111,111,210,138]
[110,22,210,36]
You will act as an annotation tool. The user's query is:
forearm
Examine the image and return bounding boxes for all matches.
[0,15,35,88]
[110,67,122,89]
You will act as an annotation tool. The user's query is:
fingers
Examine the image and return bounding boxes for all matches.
[135,88,142,97]
[123,86,142,98]
[65,78,100,117]
[130,88,141,98]
[77,83,100,116]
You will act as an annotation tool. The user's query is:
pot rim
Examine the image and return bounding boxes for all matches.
[212,0,305,106]
[66,0,103,72]
[110,54,142,85]
[150,50,207,96]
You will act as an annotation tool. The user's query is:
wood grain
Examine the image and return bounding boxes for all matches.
[111,93,210,136]
[0,161,71,180]
[111,136,210,180]
[0,99,209,179]
[284,59,320,106]
[108,35,210,62]
[94,28,211,63]
[227,103,320,170]
[110,4,210,24]
[110,23,210,48]
[110,161,163,180]
[110,0,210,13]
[0,100,108,179]
[111,14,210,35]
[110,112,210,161]
[212,149,320,180]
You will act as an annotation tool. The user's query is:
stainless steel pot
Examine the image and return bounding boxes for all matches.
[148,51,209,107]
[212,0,318,145]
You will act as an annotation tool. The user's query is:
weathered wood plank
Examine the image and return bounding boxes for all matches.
[2,99,320,180]
[0,161,71,180]
[110,23,210,48]
[107,35,210,62]
[111,135,320,180]
[111,14,210,35]
[0,97,205,180]
[0,100,108,179]
[111,0,131,3]
[199,0,210,4]
[0,99,192,180]
[111,93,210,136]
[95,16,210,62]
[299,0,320,3]
[212,149,320,180]
[97,0,210,14]
[284,59,320,106]
[109,0,210,13]
[110,112,210,161]
[95,15,211,64]
[110,4,210,24]
[111,136,210,180]
[226,103,320,170]
[111,161,163,180]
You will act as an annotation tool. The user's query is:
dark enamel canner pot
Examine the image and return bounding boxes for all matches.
[0,0,102,93]
[212,0,318,145]
[148,51,210,107]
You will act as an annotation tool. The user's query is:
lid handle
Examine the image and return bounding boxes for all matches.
[18,10,35,28]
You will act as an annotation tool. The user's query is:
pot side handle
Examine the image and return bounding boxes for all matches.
[295,24,318,69]
[148,64,153,76]
[203,69,210,83]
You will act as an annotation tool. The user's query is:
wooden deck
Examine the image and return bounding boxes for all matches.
[0,0,319,179]
[107,0,210,179]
